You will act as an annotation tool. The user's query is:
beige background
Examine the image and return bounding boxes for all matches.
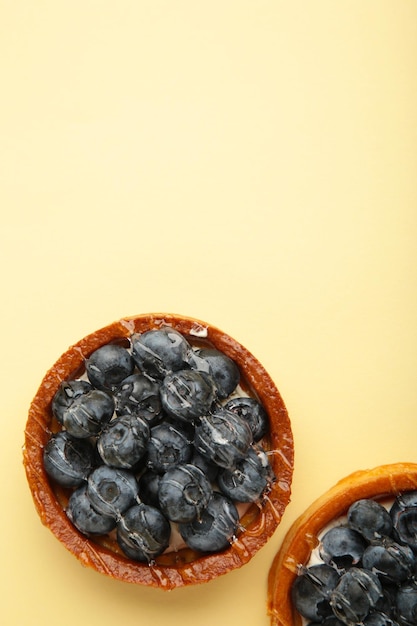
[1,1,416,624]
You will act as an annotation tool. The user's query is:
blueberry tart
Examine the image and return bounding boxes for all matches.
[24,313,294,589]
[267,462,417,625]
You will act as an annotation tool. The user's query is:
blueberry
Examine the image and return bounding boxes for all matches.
[131,328,191,379]
[147,423,192,473]
[160,369,216,423]
[97,415,150,469]
[188,348,240,399]
[330,568,383,624]
[158,464,213,523]
[87,465,139,518]
[43,431,95,488]
[139,469,162,508]
[363,612,399,625]
[179,492,239,553]
[319,525,367,569]
[224,396,268,442]
[113,373,162,426]
[217,445,274,502]
[66,484,116,535]
[117,503,171,562]
[51,380,93,424]
[362,538,415,584]
[308,615,346,626]
[347,499,393,541]
[390,491,417,553]
[194,407,253,470]
[86,344,134,392]
[190,450,219,483]
[61,389,115,438]
[291,564,340,622]
[396,581,417,625]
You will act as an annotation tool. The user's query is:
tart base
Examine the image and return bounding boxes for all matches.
[23,313,294,589]
[267,462,417,625]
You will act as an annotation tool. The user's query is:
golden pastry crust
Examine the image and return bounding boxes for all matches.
[23,313,294,589]
[267,462,417,626]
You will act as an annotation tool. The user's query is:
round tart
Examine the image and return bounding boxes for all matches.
[267,462,417,625]
[23,313,294,589]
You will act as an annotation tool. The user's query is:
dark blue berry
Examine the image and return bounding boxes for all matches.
[117,503,171,562]
[291,564,340,622]
[190,450,219,483]
[66,484,116,535]
[160,369,216,423]
[395,581,417,625]
[390,491,417,553]
[147,423,192,473]
[362,538,415,584]
[224,396,268,442]
[363,612,399,625]
[347,498,393,541]
[61,389,115,438]
[113,373,162,426]
[194,407,253,470]
[43,431,95,488]
[87,465,138,518]
[138,469,162,508]
[319,525,367,569]
[131,328,191,379]
[158,464,212,523]
[188,348,240,399]
[217,445,274,502]
[179,492,239,553]
[307,618,346,626]
[330,568,383,624]
[86,344,134,392]
[97,415,150,469]
[51,380,92,424]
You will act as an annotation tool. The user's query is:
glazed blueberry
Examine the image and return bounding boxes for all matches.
[114,373,162,426]
[224,396,268,442]
[51,380,93,424]
[217,445,274,503]
[87,465,139,518]
[291,564,340,622]
[362,538,415,584]
[194,407,253,470]
[43,431,95,488]
[66,484,116,535]
[158,464,212,523]
[330,568,383,624]
[347,498,393,541]
[117,503,171,562]
[396,581,417,625]
[190,450,219,483]
[97,415,150,469]
[319,526,367,569]
[147,423,192,473]
[61,389,114,438]
[188,348,240,399]
[308,615,346,626]
[139,469,162,508]
[179,492,239,553]
[390,491,417,552]
[131,328,191,379]
[86,343,134,392]
[363,612,399,625]
[160,369,216,423]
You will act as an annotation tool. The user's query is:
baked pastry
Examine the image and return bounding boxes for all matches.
[267,462,417,625]
[23,313,294,589]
